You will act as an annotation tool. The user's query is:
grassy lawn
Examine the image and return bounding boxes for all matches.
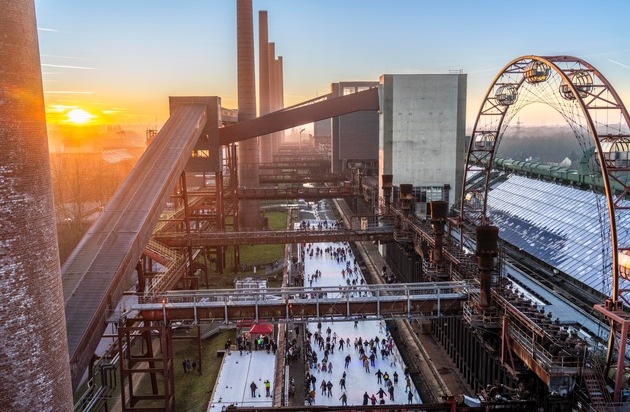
[172,329,235,411]
[202,210,288,288]
[127,329,235,411]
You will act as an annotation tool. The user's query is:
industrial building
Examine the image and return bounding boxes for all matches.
[3,1,630,412]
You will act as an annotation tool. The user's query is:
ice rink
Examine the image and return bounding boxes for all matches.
[297,222,421,406]
[207,207,421,409]
[207,346,276,410]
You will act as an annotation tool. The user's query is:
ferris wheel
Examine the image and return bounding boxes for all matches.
[460,55,630,401]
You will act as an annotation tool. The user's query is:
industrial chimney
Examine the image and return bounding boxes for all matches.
[236,0,261,228]
[258,10,273,163]
[0,0,74,409]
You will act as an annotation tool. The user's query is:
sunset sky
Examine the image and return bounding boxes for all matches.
[34,0,630,130]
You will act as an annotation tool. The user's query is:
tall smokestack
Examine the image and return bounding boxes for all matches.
[268,42,277,111]
[0,0,74,409]
[258,10,273,163]
[275,56,284,147]
[237,0,260,228]
[276,56,284,109]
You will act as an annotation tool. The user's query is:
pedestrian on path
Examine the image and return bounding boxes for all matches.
[363,392,369,406]
[408,390,414,404]
[250,381,257,397]
[326,380,333,397]
[320,379,327,396]
[264,379,271,397]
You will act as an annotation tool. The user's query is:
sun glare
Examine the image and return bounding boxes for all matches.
[66,108,95,125]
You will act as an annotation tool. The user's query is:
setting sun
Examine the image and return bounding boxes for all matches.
[66,108,95,125]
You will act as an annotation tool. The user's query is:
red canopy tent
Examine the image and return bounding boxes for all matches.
[249,323,273,335]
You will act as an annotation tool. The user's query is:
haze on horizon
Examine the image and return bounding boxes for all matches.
[34,0,630,133]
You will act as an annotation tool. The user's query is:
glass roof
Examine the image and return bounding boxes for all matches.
[487,175,630,297]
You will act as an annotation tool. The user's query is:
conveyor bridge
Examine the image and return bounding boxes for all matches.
[62,104,207,389]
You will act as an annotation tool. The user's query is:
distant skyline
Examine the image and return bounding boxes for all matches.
[34,0,630,130]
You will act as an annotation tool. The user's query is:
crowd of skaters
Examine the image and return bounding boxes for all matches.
[301,318,417,406]
[295,233,420,406]
[299,219,341,231]
[234,334,278,356]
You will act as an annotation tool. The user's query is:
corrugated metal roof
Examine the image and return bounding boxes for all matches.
[101,148,133,164]
[487,175,630,296]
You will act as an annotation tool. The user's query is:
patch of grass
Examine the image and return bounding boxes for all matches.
[264,210,288,230]
[129,329,235,411]
[203,210,288,285]
[172,329,235,411]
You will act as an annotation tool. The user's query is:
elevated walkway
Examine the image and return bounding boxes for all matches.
[61,104,207,389]
[259,173,346,184]
[134,281,471,323]
[237,186,353,200]
[153,227,394,247]
[259,160,330,169]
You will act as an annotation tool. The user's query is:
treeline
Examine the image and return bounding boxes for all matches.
[494,125,586,164]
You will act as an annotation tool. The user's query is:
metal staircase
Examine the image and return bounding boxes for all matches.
[143,239,186,295]
[582,368,613,411]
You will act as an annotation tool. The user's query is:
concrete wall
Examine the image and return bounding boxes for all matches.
[379,74,466,207]
[331,81,379,173]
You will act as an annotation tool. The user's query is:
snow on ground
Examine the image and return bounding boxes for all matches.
[207,350,276,410]
[298,220,421,407]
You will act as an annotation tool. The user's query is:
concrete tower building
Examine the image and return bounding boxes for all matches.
[236,0,260,228]
[331,81,380,173]
[379,74,467,207]
[0,1,74,410]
